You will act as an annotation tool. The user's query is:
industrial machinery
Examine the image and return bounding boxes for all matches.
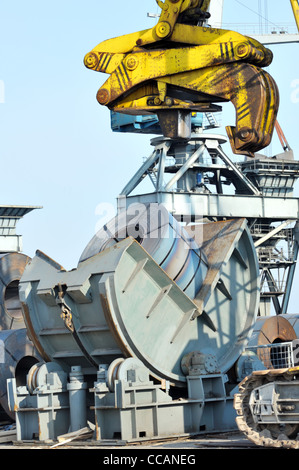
[228,0,299,450]
[0,205,39,330]
[0,328,41,421]
[84,0,279,157]
[205,0,299,450]
[6,0,299,447]
[0,206,42,420]
[9,206,260,441]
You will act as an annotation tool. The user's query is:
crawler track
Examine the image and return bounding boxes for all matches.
[234,368,299,449]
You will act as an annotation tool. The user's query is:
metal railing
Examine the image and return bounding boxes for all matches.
[248,342,295,370]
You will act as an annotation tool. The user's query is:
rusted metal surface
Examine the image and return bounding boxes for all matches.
[185,218,259,319]
[248,315,297,347]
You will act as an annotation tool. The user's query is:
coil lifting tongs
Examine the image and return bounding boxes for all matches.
[84,0,279,157]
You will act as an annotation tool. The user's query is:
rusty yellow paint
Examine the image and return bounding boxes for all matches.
[84,51,125,75]
[87,25,268,56]
[290,0,299,32]
[84,0,279,157]
[112,63,278,156]
[85,38,272,106]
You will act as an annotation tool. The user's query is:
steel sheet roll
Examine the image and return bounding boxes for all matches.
[279,314,299,338]
[242,315,299,373]
[79,203,208,299]
[248,315,298,347]
[0,252,31,330]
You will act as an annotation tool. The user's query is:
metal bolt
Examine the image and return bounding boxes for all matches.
[156,21,171,38]
[97,88,110,105]
[241,131,249,139]
[241,130,249,138]
[236,43,250,58]
[239,129,253,141]
[126,56,138,70]
[165,97,174,106]
[84,52,99,69]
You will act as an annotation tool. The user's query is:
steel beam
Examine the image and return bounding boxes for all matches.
[120,192,299,221]
[254,220,294,248]
[164,143,205,192]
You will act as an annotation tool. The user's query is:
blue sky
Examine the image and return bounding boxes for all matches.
[1,1,299,310]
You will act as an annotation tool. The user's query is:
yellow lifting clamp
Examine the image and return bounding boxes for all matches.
[84,0,279,157]
[290,0,299,32]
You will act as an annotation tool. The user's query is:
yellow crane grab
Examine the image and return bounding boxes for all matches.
[290,0,299,32]
[84,0,280,157]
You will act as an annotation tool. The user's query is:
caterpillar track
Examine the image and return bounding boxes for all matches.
[234,368,299,449]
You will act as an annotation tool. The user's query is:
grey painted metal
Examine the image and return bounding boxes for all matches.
[240,154,299,197]
[0,328,41,419]
[249,379,299,425]
[119,134,260,199]
[116,132,299,317]
[0,206,40,218]
[67,366,87,432]
[120,191,299,221]
[163,143,205,192]
[19,217,259,386]
[254,220,294,248]
[281,223,299,314]
[8,361,70,441]
[9,356,237,442]
[92,357,236,441]
[116,135,299,221]
[120,142,171,196]
[216,145,260,195]
[79,203,208,299]
[0,205,41,253]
